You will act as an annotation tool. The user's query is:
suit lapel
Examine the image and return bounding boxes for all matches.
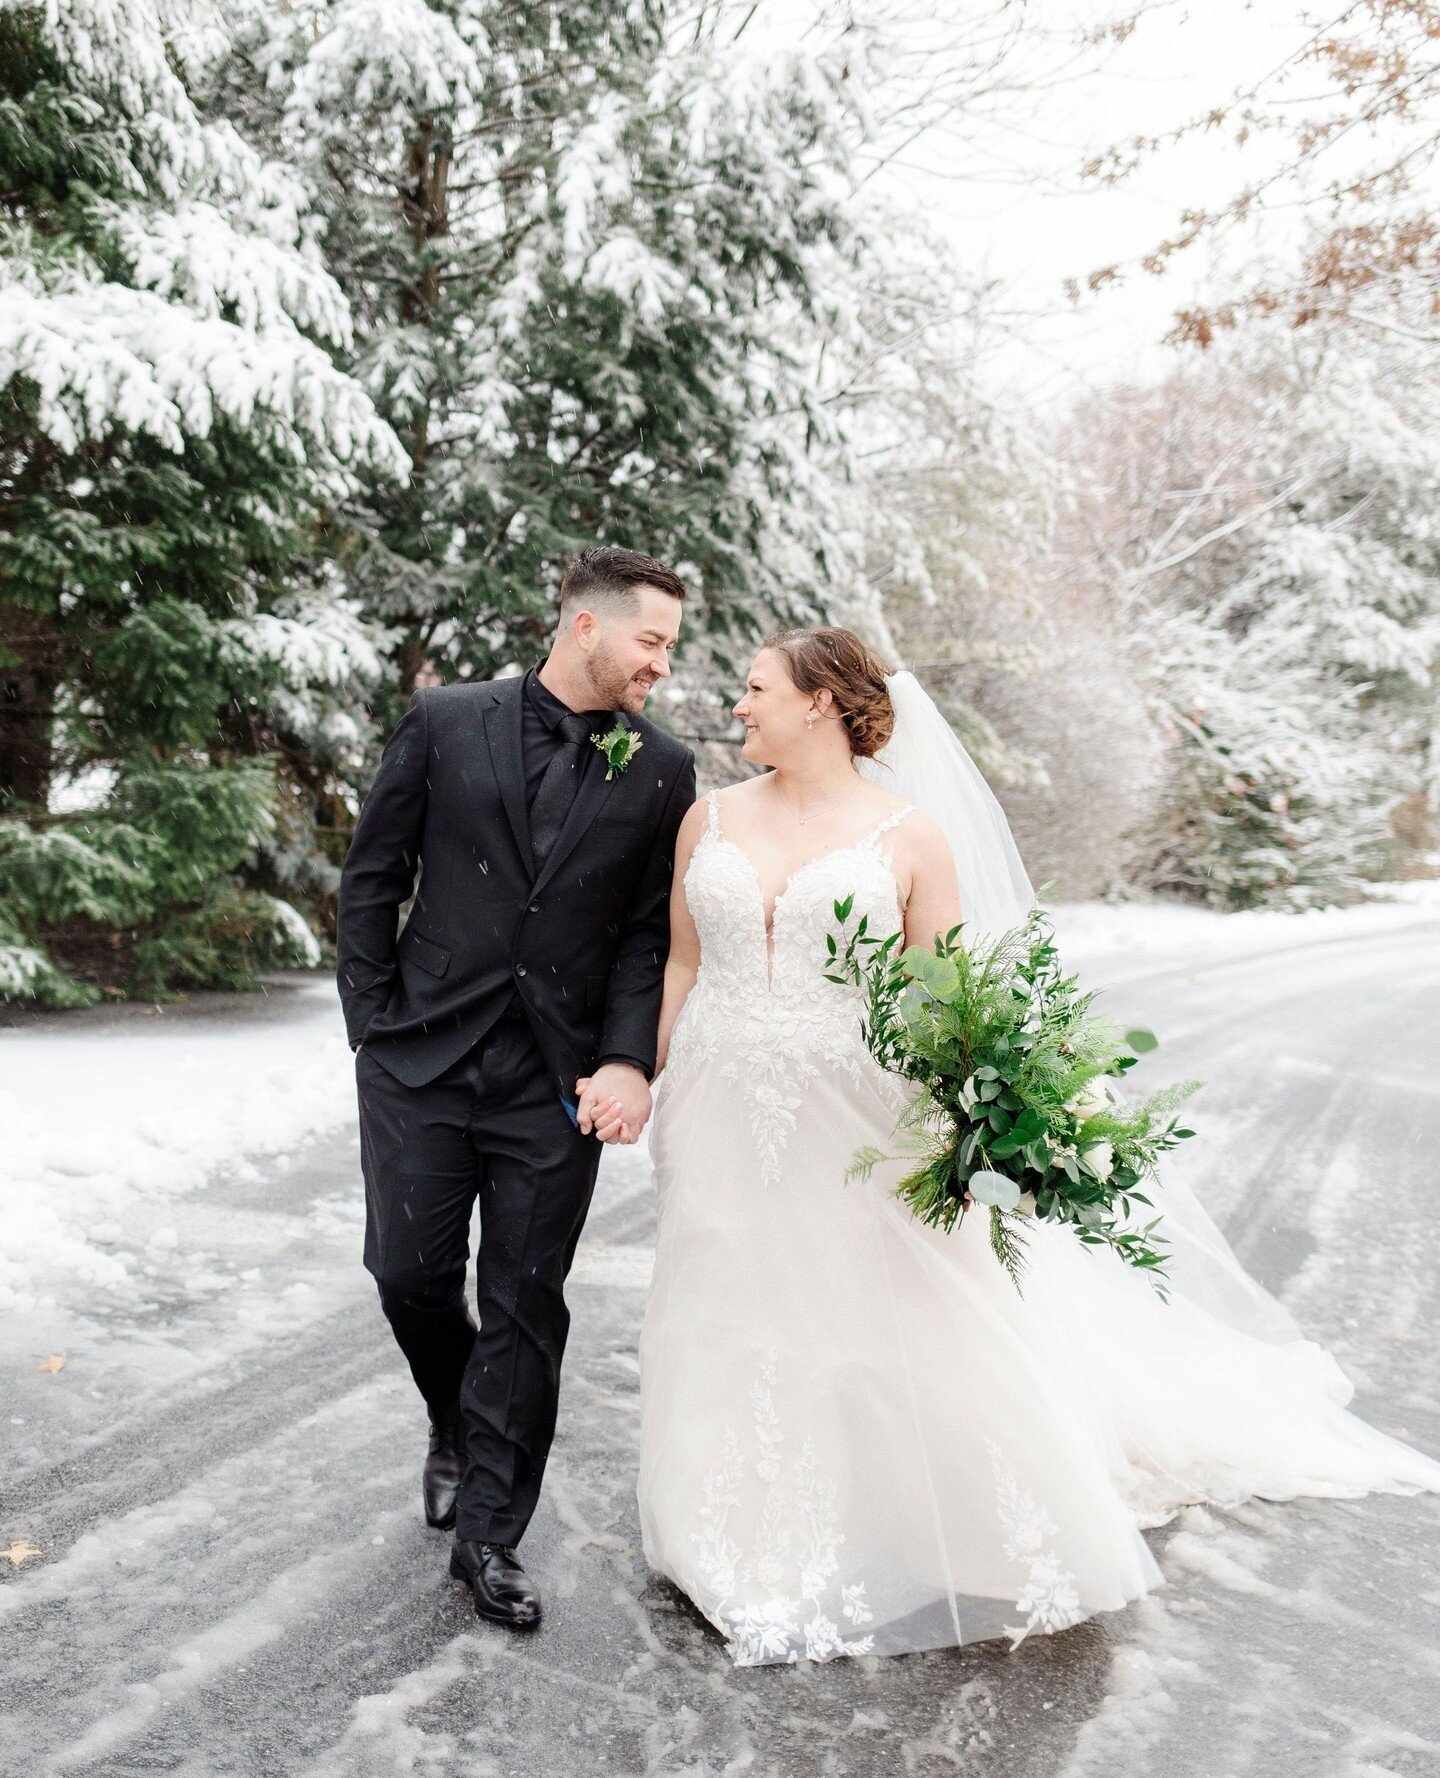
[481,677,535,877]
[529,712,631,896]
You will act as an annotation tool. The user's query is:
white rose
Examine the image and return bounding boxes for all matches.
[1080,1141,1114,1182]
[1065,1077,1112,1120]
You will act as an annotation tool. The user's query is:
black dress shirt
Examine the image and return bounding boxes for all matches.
[521,666,609,804]
[519,668,653,1083]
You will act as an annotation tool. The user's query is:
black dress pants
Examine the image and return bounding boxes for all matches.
[356,1010,603,1545]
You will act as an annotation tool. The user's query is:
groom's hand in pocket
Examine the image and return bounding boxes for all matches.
[575,1064,651,1144]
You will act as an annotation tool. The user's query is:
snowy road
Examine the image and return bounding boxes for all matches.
[3,912,1439,1778]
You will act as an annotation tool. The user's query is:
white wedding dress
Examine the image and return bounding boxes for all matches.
[636,788,1440,1667]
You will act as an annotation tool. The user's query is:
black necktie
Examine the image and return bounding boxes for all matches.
[529,711,594,870]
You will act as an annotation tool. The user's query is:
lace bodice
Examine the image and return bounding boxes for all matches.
[660,791,916,1183]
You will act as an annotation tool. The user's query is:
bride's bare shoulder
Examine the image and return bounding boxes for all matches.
[864,783,914,819]
[676,776,765,846]
[893,803,943,840]
[709,774,775,824]
[713,773,770,805]
[891,807,959,889]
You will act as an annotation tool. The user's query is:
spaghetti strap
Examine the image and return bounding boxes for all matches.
[860,802,915,848]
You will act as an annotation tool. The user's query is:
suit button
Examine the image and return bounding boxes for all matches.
[529,902,541,914]
[515,964,527,977]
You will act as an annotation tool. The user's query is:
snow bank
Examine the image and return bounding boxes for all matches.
[1050,881,1440,976]
[0,976,353,1313]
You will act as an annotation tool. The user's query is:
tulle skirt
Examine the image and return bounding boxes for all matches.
[636,1047,1440,1666]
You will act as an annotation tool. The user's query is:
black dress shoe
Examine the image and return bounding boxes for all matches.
[422,1409,466,1531]
[449,1538,542,1628]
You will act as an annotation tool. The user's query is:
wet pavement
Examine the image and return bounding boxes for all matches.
[2,920,1438,1777]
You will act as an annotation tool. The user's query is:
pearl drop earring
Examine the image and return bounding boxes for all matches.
[806,712,816,730]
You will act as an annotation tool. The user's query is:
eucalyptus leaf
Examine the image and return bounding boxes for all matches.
[898,983,930,1030]
[903,949,960,1001]
[967,1170,1022,1210]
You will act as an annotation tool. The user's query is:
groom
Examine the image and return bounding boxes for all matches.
[337,546,694,1629]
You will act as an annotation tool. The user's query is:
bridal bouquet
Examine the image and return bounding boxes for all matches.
[824,901,1200,1294]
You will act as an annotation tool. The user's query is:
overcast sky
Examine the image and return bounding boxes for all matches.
[856,0,1323,404]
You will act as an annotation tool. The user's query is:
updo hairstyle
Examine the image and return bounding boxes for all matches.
[763,626,896,759]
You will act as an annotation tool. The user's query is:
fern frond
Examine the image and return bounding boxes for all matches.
[988,1208,1029,1292]
[844,1145,887,1186]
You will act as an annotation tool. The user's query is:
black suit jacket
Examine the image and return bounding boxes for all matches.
[336,675,696,1093]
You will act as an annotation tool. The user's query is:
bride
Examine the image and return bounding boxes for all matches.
[631,624,1440,1668]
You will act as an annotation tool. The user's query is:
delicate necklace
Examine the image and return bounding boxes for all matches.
[775,774,862,827]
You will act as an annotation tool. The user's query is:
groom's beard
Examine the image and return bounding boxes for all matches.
[586,641,659,715]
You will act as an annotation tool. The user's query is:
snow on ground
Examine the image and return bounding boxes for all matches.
[1051,880,1440,978]
[3,885,1436,1316]
[0,976,352,1313]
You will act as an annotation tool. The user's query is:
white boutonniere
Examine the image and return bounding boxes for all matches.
[591,723,642,779]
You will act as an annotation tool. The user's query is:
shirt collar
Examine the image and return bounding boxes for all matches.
[523,664,617,733]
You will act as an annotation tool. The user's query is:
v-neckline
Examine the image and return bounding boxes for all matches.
[710,835,873,934]
[702,827,905,991]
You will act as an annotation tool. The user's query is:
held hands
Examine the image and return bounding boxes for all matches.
[575,1063,651,1145]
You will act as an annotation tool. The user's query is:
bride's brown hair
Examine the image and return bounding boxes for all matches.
[763,626,896,758]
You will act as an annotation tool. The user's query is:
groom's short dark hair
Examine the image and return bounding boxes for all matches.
[559,546,687,615]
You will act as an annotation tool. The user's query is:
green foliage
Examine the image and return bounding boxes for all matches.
[0,818,158,929]
[110,757,278,893]
[0,3,396,1004]
[128,887,319,1001]
[0,912,100,1008]
[825,902,1201,1293]
[0,11,129,210]
[0,753,309,1003]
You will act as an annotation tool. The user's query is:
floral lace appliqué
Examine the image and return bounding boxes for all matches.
[665,794,913,1187]
[985,1435,1084,1648]
[689,1347,877,1666]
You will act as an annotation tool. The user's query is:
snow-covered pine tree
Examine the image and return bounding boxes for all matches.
[1140,603,1403,908]
[0,0,405,1003]
[1060,318,1440,908]
[223,0,866,715]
